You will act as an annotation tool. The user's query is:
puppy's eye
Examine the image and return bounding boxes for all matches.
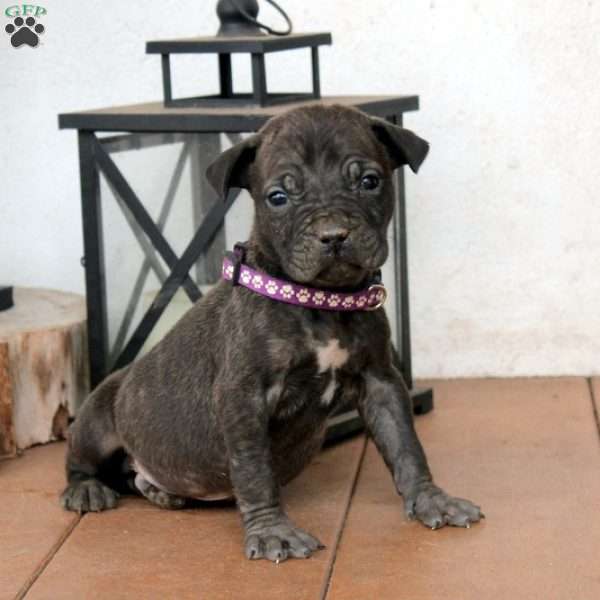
[266,190,288,208]
[360,174,380,191]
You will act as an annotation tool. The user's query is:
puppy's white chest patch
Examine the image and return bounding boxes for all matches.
[315,339,348,407]
[316,338,349,373]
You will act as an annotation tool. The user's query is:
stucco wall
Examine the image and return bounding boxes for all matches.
[1,0,599,377]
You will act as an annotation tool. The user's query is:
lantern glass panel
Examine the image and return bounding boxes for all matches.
[96,132,252,365]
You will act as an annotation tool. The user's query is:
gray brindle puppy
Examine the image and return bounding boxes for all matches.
[60,104,482,562]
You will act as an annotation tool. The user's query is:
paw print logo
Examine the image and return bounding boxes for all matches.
[281,284,294,299]
[356,295,368,308]
[313,291,326,306]
[296,288,310,303]
[328,294,341,308]
[5,17,45,48]
[251,275,263,289]
[342,296,355,308]
[265,280,278,295]
[240,270,252,285]
[223,264,234,278]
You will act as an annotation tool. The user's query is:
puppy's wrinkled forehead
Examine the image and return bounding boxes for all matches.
[255,106,389,177]
[204,104,427,202]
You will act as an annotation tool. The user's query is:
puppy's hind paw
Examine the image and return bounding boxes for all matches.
[134,474,186,510]
[60,479,119,513]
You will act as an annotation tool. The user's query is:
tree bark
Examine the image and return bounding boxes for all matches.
[0,288,89,458]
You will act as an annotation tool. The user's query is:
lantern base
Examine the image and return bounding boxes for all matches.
[412,387,435,415]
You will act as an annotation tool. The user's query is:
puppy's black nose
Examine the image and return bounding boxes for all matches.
[318,226,349,247]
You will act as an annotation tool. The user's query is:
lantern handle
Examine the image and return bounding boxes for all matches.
[229,0,293,36]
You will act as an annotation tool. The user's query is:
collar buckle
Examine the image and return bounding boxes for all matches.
[226,242,247,286]
[364,284,387,311]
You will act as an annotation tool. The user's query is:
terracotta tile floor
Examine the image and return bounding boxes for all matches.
[2,378,600,600]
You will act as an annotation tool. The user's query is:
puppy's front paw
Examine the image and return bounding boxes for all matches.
[60,479,119,513]
[245,520,324,562]
[404,483,483,530]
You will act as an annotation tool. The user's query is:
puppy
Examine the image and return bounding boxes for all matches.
[60,104,482,562]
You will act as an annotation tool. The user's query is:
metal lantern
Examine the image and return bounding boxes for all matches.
[58,2,432,442]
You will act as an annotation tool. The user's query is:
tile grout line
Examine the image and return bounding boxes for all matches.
[586,377,600,447]
[15,514,82,600]
[318,436,368,600]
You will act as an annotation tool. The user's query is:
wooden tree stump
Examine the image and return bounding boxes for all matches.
[0,288,89,458]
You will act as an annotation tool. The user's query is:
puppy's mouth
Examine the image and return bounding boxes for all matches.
[310,261,367,289]
[285,253,377,289]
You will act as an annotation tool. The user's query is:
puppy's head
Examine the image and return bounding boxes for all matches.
[207,105,428,289]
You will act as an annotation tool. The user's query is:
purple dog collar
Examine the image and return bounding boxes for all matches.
[221,255,387,312]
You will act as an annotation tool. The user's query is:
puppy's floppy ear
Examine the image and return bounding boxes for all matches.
[205,133,262,200]
[370,118,429,173]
